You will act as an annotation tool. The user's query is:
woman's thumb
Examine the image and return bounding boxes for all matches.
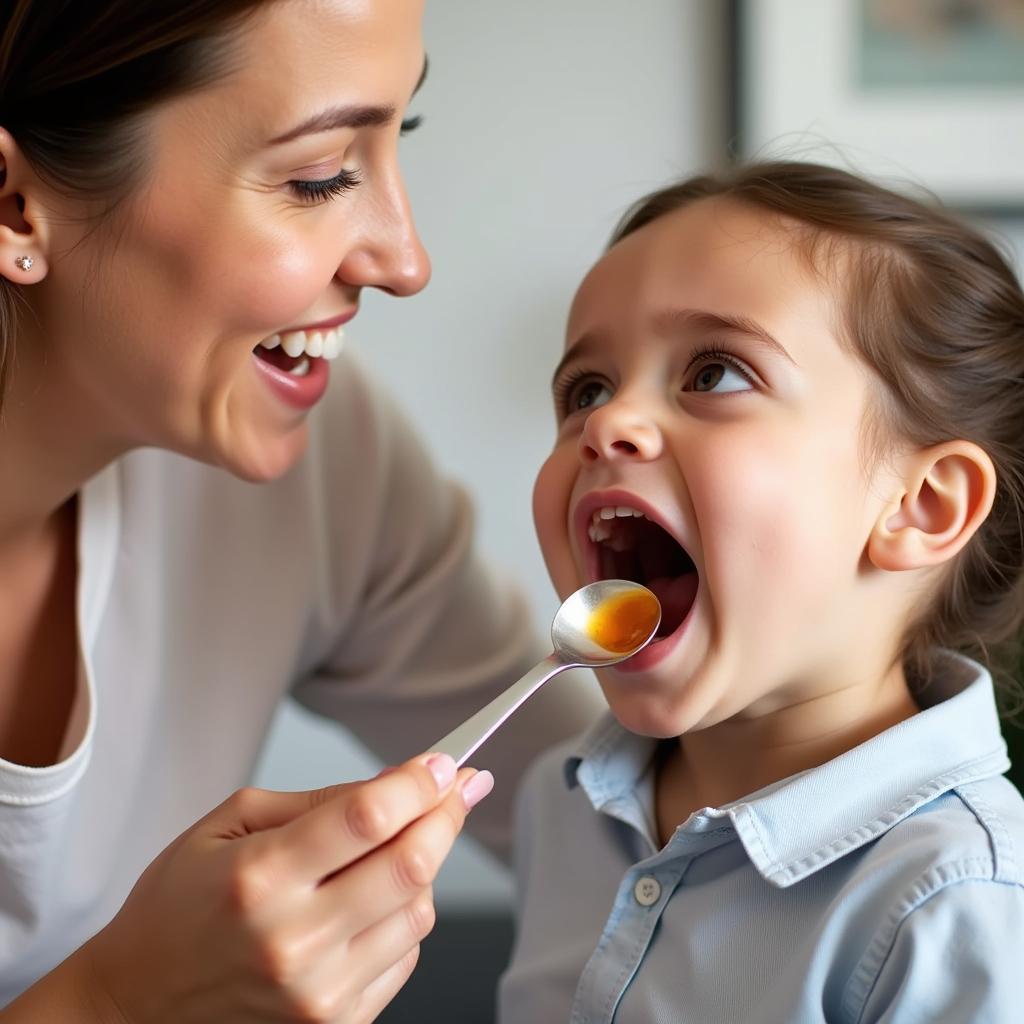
[203,783,356,839]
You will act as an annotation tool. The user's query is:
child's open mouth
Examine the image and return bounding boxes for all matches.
[586,505,699,640]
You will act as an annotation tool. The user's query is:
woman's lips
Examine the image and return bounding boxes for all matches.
[282,307,358,333]
[252,348,329,411]
[250,308,356,411]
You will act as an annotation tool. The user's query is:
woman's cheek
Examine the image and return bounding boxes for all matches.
[533,447,578,599]
[229,234,335,332]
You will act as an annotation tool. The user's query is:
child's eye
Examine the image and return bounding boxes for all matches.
[684,350,755,394]
[554,371,613,417]
[573,380,612,410]
[288,168,362,204]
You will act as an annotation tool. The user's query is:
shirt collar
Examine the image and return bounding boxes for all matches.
[565,651,1011,888]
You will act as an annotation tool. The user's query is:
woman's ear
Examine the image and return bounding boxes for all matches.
[868,440,996,572]
[0,127,50,284]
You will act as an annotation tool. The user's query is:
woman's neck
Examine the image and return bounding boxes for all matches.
[655,661,920,846]
[0,341,124,547]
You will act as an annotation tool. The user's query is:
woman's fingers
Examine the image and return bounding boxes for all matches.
[220,767,482,1020]
[313,772,475,952]
[289,887,435,1022]
[251,769,476,966]
[78,760,492,1023]
[255,752,458,887]
[354,948,422,1024]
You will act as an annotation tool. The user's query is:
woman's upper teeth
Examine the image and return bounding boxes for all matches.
[589,505,645,542]
[258,326,345,361]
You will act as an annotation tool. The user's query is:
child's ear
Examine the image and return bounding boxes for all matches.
[868,440,996,572]
[0,127,51,284]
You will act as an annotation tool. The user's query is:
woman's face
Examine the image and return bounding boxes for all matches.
[28,0,429,481]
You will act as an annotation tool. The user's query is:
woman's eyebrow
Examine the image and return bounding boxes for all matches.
[654,308,798,366]
[267,55,430,146]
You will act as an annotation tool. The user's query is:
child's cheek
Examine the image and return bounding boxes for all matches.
[533,447,578,599]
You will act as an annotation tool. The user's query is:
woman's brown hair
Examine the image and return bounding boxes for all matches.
[0,0,269,400]
[611,161,1024,708]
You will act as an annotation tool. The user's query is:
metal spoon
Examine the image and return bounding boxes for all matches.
[431,579,661,766]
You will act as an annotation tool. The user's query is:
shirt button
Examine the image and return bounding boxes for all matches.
[633,875,661,906]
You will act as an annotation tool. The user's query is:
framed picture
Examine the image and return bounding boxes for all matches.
[729,0,1024,215]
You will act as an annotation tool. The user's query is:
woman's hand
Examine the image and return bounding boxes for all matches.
[33,754,491,1023]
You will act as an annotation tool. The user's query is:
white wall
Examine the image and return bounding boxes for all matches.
[252,1,726,907]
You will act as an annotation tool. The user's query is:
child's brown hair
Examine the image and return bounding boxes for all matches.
[611,161,1024,708]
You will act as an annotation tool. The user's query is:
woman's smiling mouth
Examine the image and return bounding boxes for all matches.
[250,308,358,410]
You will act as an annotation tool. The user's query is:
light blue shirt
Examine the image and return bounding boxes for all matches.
[498,652,1024,1023]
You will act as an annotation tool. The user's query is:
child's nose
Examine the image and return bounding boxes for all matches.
[578,401,663,464]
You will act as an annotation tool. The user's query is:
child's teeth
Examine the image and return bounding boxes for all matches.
[588,506,646,544]
[288,356,311,377]
[306,331,324,358]
[262,333,281,350]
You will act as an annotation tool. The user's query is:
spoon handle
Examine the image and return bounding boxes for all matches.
[430,653,568,767]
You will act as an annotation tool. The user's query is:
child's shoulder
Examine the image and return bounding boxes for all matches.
[837,775,1024,1020]
[866,773,1024,888]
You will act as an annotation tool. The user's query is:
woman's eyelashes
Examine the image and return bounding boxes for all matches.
[286,117,421,204]
[288,167,362,204]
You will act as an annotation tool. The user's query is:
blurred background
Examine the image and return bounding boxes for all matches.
[251,2,1024,1020]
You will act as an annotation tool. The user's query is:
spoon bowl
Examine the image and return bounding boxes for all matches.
[552,578,662,665]
[431,580,661,766]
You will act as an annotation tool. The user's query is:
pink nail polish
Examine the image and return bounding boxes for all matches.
[426,753,456,791]
[461,770,495,810]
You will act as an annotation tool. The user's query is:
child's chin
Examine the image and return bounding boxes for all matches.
[601,684,697,740]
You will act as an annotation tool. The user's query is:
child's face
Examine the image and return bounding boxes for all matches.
[534,197,897,738]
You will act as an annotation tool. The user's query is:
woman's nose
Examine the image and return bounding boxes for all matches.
[578,399,663,464]
[336,173,431,297]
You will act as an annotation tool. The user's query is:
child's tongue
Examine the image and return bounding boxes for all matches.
[647,574,699,637]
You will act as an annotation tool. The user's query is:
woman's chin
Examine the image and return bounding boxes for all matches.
[209,422,311,484]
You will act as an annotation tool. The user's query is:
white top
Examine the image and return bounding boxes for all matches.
[0,353,554,1003]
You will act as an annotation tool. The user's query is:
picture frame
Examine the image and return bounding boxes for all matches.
[728,0,1024,217]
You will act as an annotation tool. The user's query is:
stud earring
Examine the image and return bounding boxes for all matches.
[14,255,33,271]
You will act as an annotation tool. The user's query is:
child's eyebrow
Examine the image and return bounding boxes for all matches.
[652,308,798,367]
[553,309,797,388]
